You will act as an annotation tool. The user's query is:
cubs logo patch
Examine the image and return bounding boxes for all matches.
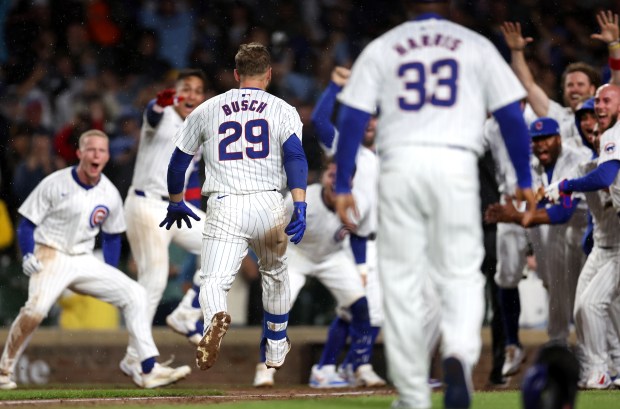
[605,142,616,154]
[535,121,543,130]
[89,205,110,228]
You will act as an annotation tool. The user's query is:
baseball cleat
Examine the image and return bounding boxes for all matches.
[309,364,350,388]
[502,345,525,376]
[253,362,276,387]
[353,364,387,387]
[166,299,204,346]
[120,354,143,387]
[585,371,612,389]
[265,337,291,369]
[142,362,191,389]
[443,356,472,409]
[196,311,231,370]
[0,374,16,390]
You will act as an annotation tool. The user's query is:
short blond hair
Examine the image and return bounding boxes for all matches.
[78,129,108,149]
[235,42,271,77]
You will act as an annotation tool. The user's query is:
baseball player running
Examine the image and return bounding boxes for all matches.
[332,1,535,408]
[160,42,308,372]
[0,130,190,390]
[122,69,208,375]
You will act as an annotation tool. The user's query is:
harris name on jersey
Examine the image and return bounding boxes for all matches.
[393,33,462,56]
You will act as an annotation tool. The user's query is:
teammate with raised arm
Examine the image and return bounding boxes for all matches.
[333,1,535,408]
[121,69,208,377]
[160,43,308,372]
[0,130,190,390]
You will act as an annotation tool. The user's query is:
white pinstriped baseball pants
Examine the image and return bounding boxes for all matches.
[378,147,485,409]
[199,191,290,325]
[574,245,620,374]
[0,245,159,376]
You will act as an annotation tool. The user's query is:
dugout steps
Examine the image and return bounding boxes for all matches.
[0,326,565,389]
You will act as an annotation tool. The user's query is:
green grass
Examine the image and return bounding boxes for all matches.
[0,388,617,409]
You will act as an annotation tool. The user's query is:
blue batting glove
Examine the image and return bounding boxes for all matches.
[285,202,307,244]
[159,200,201,230]
[558,179,571,194]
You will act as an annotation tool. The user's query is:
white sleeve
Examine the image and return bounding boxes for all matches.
[598,125,620,165]
[173,109,203,155]
[18,177,53,225]
[337,40,383,113]
[282,106,303,144]
[480,40,527,112]
[101,187,127,234]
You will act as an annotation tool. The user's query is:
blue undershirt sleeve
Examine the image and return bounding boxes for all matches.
[335,105,371,193]
[145,99,164,128]
[102,232,121,267]
[311,82,342,149]
[349,234,367,264]
[546,198,581,224]
[167,148,194,195]
[492,101,532,189]
[565,160,620,192]
[17,217,36,255]
[282,135,308,190]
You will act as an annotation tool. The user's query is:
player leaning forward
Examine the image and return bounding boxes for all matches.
[0,130,191,390]
[160,42,308,371]
[333,1,535,408]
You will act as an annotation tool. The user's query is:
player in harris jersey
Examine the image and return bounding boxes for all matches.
[332,1,535,408]
[0,130,190,390]
[160,42,308,371]
[121,69,208,377]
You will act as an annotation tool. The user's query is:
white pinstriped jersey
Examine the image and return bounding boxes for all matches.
[531,145,589,204]
[338,17,526,156]
[132,106,193,197]
[285,184,351,261]
[577,159,620,247]
[597,121,620,211]
[547,99,590,153]
[18,167,125,255]
[174,88,303,195]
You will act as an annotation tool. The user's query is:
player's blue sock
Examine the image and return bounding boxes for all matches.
[260,311,289,362]
[191,285,200,308]
[345,297,372,370]
[188,318,204,337]
[317,317,350,367]
[499,287,521,347]
[141,357,156,374]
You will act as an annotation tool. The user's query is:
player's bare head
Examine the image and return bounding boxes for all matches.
[78,129,108,150]
[594,84,620,132]
[177,69,207,87]
[407,0,450,15]
[235,42,271,77]
[561,62,599,111]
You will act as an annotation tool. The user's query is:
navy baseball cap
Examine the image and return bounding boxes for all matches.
[529,117,560,139]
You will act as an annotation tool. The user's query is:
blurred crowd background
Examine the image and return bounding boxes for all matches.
[0,0,618,328]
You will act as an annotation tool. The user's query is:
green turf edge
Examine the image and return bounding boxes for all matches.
[0,388,223,400]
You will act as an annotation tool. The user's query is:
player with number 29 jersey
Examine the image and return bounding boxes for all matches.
[174,89,302,195]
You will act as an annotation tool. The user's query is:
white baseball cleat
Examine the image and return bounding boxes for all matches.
[142,363,191,389]
[502,345,525,376]
[166,301,203,346]
[353,364,387,387]
[253,362,276,387]
[585,371,612,389]
[120,354,143,387]
[196,311,231,370]
[265,337,291,369]
[0,374,16,390]
[309,364,350,388]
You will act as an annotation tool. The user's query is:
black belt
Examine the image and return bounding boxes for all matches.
[134,189,169,201]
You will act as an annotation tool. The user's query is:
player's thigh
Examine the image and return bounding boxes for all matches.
[286,246,311,304]
[580,249,620,307]
[69,255,146,307]
[249,191,288,271]
[317,251,365,308]
[495,223,529,288]
[124,195,172,270]
[24,246,76,317]
[172,204,205,255]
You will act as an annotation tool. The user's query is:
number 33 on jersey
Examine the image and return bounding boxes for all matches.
[173,88,303,195]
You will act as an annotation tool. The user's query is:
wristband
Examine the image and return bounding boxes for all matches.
[610,57,620,70]
[609,40,620,51]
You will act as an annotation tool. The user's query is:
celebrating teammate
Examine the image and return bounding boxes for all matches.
[121,69,208,377]
[333,1,535,408]
[160,42,308,372]
[0,130,191,390]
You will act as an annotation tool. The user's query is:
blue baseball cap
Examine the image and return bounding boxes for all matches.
[529,117,560,139]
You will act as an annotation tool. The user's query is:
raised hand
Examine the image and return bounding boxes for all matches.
[285,202,307,244]
[500,22,533,52]
[156,88,184,108]
[159,200,201,230]
[592,10,619,45]
[331,66,351,87]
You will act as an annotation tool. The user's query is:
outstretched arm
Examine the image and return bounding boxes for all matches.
[592,10,620,86]
[311,67,351,149]
[501,22,550,117]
